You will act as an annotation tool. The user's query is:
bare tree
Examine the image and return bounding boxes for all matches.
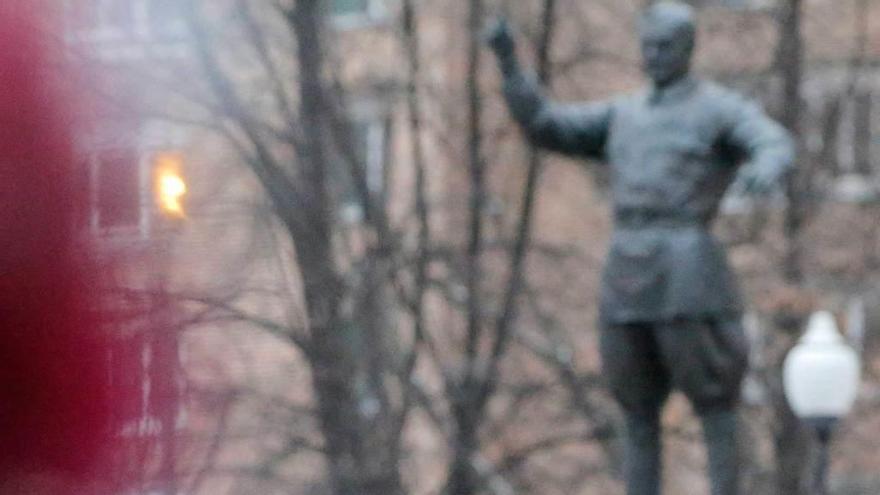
[179,0,407,493]
[93,1,880,493]
[764,1,813,494]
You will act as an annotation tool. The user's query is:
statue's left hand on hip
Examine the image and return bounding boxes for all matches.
[737,164,782,195]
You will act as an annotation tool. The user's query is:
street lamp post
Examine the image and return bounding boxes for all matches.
[783,311,861,495]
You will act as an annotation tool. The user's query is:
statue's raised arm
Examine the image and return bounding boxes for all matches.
[486,18,612,160]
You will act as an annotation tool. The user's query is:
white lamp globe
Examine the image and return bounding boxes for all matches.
[783,311,860,419]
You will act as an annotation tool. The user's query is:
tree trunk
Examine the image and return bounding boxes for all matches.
[446,0,487,492]
[772,1,811,494]
[290,2,403,493]
[767,326,811,495]
[819,96,841,178]
[447,1,564,492]
[853,90,872,176]
[778,0,805,283]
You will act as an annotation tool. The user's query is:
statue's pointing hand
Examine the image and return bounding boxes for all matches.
[485,17,516,59]
[485,17,523,78]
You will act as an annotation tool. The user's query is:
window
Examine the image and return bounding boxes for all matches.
[685,0,772,10]
[66,0,187,42]
[333,115,387,224]
[146,0,187,41]
[85,147,190,237]
[329,0,385,28]
[94,148,143,230]
[111,296,186,440]
[721,0,771,8]
[66,0,134,39]
[85,147,149,236]
[79,118,189,238]
[332,0,371,16]
[354,119,386,195]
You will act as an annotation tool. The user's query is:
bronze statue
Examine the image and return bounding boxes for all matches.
[487,2,794,494]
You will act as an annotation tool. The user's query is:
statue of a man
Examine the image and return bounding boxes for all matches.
[488,2,794,494]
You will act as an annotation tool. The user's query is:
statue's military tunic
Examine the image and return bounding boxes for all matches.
[504,73,794,412]
[504,75,793,324]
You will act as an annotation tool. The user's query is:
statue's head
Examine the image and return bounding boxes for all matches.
[638,1,696,87]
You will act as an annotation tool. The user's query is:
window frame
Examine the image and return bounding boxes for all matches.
[356,117,387,196]
[334,105,388,224]
[145,0,189,41]
[329,0,387,30]
[700,0,774,10]
[80,120,188,240]
[64,0,188,44]
[85,145,152,239]
[720,0,771,9]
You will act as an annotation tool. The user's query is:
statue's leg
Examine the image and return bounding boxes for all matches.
[623,408,663,495]
[701,408,739,495]
[600,322,670,495]
[655,318,749,495]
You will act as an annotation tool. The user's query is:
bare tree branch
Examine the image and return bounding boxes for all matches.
[184,390,237,495]
[478,0,559,413]
[391,0,434,450]
[233,0,299,134]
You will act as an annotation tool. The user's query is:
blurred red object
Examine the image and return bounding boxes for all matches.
[0,3,132,493]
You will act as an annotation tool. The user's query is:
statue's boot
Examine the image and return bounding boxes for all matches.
[701,408,739,495]
[624,410,662,495]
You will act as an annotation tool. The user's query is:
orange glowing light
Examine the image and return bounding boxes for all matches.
[154,152,187,218]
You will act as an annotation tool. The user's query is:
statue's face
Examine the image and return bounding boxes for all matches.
[639,15,694,87]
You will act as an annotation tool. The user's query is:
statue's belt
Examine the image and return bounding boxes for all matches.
[613,208,705,229]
